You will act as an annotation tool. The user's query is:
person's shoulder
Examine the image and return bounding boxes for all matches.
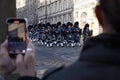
[41,62,85,80]
[42,65,64,80]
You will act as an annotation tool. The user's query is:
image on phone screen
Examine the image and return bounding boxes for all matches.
[7,19,27,56]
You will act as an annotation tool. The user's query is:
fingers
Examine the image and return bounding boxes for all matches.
[0,40,9,61]
[24,52,35,76]
[25,41,35,76]
[0,40,8,55]
[16,41,35,77]
[25,50,35,68]
[0,40,16,77]
[26,39,35,57]
[16,54,25,76]
[1,40,7,47]
[16,52,35,76]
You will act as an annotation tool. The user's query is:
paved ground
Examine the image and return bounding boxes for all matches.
[34,43,82,78]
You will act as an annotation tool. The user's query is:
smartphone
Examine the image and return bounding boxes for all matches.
[7,18,27,58]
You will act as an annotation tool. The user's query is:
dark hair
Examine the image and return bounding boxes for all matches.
[46,22,50,26]
[99,0,120,32]
[74,21,79,27]
[57,22,61,26]
[83,23,89,31]
[66,22,73,28]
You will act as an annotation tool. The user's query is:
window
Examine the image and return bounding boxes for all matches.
[63,0,66,10]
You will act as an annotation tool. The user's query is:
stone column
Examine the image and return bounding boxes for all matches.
[0,0,16,44]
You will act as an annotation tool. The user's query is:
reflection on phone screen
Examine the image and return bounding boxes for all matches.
[8,22,26,54]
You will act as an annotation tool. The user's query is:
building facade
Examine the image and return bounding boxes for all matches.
[16,0,38,25]
[16,0,26,18]
[37,0,74,24]
[73,0,100,36]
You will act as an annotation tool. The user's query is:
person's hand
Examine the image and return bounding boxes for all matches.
[16,40,35,77]
[0,40,16,78]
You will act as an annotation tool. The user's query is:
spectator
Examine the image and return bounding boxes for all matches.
[82,23,91,44]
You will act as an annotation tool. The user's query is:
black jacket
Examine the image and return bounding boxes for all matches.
[18,76,40,80]
[18,33,120,80]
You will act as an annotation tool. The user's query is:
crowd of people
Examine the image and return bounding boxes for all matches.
[28,21,92,47]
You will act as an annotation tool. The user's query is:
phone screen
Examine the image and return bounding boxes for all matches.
[7,19,27,57]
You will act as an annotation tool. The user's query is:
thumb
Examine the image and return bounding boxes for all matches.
[0,40,8,55]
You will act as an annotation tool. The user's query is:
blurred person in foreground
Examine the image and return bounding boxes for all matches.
[1,0,120,80]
